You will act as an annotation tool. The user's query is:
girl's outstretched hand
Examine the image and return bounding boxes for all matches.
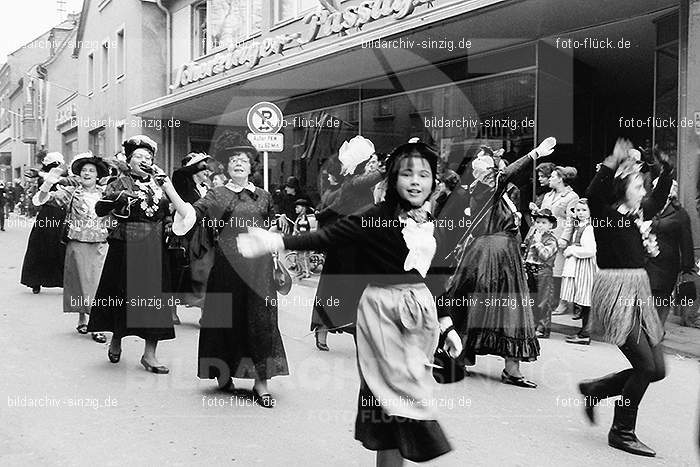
[237,227,284,258]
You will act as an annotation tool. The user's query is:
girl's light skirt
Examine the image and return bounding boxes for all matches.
[355,282,451,462]
[591,268,664,346]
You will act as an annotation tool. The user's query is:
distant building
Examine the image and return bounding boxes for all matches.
[0,15,77,182]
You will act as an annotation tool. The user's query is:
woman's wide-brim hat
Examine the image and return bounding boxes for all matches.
[532,208,557,227]
[180,153,213,174]
[71,153,110,178]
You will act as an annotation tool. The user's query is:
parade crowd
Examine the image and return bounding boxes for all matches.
[8,132,698,465]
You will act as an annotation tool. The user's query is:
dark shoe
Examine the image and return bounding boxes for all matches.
[608,401,656,457]
[218,378,236,393]
[252,389,275,408]
[535,329,550,338]
[315,331,329,351]
[501,370,537,388]
[573,307,582,320]
[108,348,121,364]
[566,335,591,345]
[32,286,40,294]
[578,380,598,424]
[92,332,107,343]
[76,324,88,334]
[140,356,170,374]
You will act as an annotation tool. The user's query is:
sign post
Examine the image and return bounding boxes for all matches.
[246,102,284,191]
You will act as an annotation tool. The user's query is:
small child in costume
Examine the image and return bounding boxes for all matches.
[522,208,559,338]
[561,198,597,345]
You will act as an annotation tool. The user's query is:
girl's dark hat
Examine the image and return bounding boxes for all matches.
[71,154,110,178]
[532,208,557,227]
[294,198,309,207]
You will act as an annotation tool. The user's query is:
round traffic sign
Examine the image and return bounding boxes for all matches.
[247,102,283,134]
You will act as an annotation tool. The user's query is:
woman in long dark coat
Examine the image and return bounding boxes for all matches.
[168,146,288,408]
[311,148,383,350]
[87,136,175,373]
[20,153,68,293]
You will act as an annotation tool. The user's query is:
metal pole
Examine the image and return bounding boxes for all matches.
[263,150,269,191]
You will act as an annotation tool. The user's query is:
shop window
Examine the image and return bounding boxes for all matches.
[348,104,359,124]
[376,98,394,118]
[653,12,679,160]
[275,0,315,24]
[209,0,263,50]
[116,29,125,79]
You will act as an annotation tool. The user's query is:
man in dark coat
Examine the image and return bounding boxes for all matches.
[647,180,696,325]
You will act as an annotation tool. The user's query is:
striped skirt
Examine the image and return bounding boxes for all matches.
[560,256,596,306]
[591,268,664,347]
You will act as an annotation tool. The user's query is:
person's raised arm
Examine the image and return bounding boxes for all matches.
[503,137,557,188]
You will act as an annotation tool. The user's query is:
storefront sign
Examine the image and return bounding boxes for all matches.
[171,0,434,89]
[56,102,77,128]
[305,0,432,42]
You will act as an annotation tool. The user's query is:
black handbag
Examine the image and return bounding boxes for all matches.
[432,333,467,384]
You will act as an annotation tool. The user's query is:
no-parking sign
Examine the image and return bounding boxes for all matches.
[247,102,283,134]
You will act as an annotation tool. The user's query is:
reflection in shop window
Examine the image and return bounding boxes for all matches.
[376,98,394,118]
[193,1,208,57]
[275,0,316,23]
[209,0,263,50]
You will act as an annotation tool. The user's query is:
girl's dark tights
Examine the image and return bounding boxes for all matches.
[585,321,665,408]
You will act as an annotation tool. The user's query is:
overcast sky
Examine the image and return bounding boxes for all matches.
[0,0,83,64]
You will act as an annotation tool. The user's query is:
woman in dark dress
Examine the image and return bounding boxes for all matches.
[87,136,176,374]
[312,141,383,350]
[169,153,215,318]
[20,152,68,294]
[168,146,288,408]
[442,138,557,388]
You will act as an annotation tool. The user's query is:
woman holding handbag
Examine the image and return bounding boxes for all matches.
[33,153,111,343]
[168,145,288,408]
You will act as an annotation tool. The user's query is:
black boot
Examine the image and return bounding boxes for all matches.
[608,401,656,457]
[578,371,631,425]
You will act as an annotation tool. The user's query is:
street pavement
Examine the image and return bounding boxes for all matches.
[1,214,699,466]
